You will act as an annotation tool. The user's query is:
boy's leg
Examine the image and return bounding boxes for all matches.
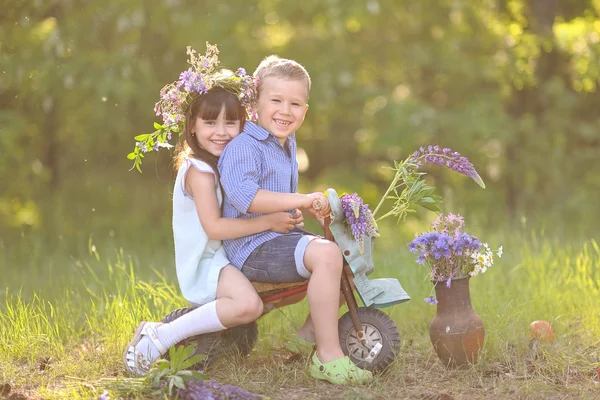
[294,291,346,344]
[301,239,346,362]
[241,233,317,283]
[242,235,372,384]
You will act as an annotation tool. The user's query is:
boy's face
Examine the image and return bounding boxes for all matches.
[256,76,309,145]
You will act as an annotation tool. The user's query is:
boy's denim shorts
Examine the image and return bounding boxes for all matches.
[242,229,318,283]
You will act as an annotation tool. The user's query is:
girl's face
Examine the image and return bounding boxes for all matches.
[192,106,241,157]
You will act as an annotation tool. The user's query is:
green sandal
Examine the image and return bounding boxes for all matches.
[308,353,373,385]
[285,335,315,356]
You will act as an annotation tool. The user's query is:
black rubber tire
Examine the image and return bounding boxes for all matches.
[338,306,401,372]
[161,307,259,368]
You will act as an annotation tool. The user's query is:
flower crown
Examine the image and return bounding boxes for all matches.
[127,43,256,172]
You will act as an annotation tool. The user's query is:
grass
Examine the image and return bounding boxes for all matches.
[1,222,600,399]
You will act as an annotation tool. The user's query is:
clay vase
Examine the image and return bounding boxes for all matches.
[429,276,485,368]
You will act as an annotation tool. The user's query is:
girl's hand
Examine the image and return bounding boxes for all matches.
[292,209,304,229]
[267,212,297,234]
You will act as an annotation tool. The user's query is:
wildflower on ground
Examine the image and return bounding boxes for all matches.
[177,379,262,400]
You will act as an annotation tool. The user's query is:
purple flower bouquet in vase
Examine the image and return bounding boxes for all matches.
[370,145,499,367]
[409,214,502,367]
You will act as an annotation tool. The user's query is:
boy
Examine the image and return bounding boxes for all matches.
[218,56,373,385]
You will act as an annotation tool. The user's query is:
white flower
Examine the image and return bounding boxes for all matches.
[497,246,503,258]
[157,142,174,149]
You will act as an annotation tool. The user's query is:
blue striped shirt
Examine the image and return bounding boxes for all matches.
[218,122,298,268]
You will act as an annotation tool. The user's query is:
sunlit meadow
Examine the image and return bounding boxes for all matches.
[1,218,599,399]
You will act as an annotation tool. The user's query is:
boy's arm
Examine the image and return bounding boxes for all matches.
[219,141,330,216]
[218,141,314,213]
[188,168,298,240]
[248,190,315,214]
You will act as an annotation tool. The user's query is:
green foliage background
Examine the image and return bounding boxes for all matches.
[1,0,599,255]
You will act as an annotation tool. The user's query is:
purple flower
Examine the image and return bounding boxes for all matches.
[97,390,110,400]
[340,193,378,253]
[424,295,438,305]
[409,213,483,281]
[408,145,485,188]
[236,67,247,76]
[177,379,262,400]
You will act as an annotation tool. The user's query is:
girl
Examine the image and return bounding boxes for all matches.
[123,66,302,375]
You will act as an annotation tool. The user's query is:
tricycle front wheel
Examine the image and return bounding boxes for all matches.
[338,306,401,372]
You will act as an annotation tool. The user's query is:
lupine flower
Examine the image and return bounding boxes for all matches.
[177,379,262,400]
[424,295,438,305]
[408,146,485,188]
[340,193,379,253]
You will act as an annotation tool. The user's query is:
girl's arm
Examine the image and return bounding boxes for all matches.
[187,168,297,240]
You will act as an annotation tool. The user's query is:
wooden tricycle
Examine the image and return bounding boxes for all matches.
[162,188,411,372]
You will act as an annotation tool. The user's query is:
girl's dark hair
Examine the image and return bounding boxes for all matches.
[173,87,246,182]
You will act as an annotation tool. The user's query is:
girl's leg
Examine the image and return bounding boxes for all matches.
[214,265,264,326]
[156,265,263,347]
[302,239,345,363]
[125,265,262,374]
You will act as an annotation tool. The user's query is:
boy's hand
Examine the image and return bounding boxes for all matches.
[292,209,304,229]
[267,212,297,234]
[307,192,331,217]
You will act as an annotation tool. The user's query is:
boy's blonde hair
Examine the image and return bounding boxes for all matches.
[253,55,311,95]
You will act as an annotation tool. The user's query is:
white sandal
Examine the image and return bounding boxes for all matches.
[123,321,167,376]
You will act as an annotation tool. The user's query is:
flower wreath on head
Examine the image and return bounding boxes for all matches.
[128,42,257,172]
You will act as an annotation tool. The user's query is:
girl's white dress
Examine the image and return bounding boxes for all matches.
[172,158,230,306]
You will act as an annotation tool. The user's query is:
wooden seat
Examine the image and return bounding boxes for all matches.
[251,280,308,294]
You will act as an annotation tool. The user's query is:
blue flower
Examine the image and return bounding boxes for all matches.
[424,295,438,305]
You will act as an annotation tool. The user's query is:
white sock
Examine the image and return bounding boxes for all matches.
[156,300,226,349]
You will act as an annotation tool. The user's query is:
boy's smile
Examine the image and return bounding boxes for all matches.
[256,76,309,145]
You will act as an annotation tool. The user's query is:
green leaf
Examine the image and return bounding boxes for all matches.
[126,152,136,160]
[134,134,149,141]
[153,122,163,130]
[420,203,441,212]
[169,346,185,367]
[179,353,207,371]
[172,376,185,390]
[177,370,209,381]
